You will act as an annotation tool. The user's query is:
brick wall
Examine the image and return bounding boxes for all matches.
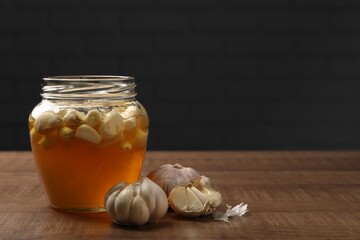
[1,0,360,150]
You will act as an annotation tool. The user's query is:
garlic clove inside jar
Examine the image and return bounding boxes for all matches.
[34,111,61,134]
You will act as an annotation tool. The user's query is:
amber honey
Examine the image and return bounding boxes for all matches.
[29,75,149,212]
[29,112,148,211]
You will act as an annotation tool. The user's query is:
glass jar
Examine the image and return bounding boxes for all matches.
[28,76,149,212]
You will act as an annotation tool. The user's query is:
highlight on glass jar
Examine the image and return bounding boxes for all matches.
[28,76,149,212]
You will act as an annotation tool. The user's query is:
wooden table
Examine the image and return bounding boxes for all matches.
[1,151,360,239]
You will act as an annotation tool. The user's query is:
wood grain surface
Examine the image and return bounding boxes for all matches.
[0,151,359,239]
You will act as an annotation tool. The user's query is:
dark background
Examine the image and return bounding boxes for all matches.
[1,0,360,150]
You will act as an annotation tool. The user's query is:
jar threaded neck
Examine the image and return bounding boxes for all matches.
[41,75,136,100]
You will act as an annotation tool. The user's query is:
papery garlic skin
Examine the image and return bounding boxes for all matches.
[105,177,168,226]
[168,176,222,217]
[147,163,201,196]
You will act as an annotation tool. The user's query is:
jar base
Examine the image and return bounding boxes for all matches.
[51,206,106,213]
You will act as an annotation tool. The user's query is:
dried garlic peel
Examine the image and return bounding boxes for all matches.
[212,203,248,223]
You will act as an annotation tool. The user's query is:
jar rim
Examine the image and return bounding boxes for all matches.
[42,75,137,100]
[43,75,134,82]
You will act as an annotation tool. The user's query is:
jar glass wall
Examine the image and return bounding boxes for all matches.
[28,76,149,212]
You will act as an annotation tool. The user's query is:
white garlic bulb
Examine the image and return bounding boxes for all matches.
[168,176,222,217]
[105,177,168,226]
[147,163,201,196]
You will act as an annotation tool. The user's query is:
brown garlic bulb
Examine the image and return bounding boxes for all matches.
[147,163,201,196]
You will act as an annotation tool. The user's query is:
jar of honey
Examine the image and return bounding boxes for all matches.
[28,76,149,212]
